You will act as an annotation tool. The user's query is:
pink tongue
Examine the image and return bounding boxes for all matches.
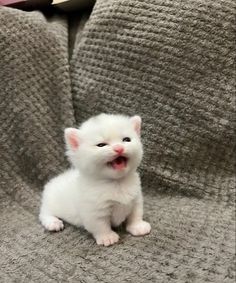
[111,157,126,170]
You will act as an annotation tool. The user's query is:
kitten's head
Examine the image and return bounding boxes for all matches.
[64,114,143,180]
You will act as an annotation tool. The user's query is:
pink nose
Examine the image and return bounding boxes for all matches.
[113,145,124,154]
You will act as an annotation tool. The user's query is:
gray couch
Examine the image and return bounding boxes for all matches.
[0,0,235,282]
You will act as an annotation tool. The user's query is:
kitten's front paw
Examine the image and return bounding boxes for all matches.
[126,221,151,236]
[43,217,64,232]
[95,231,119,246]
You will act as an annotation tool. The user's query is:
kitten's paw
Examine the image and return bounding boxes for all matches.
[95,231,119,246]
[126,221,151,236]
[43,216,64,232]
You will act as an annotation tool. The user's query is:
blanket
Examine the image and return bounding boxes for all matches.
[0,0,235,282]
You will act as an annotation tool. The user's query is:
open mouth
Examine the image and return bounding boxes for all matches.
[107,156,128,170]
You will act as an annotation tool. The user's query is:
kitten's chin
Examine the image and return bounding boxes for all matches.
[106,168,130,180]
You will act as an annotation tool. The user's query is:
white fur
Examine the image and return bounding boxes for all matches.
[39,114,151,246]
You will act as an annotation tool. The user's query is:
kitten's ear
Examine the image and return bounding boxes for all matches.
[130,115,142,135]
[64,128,80,150]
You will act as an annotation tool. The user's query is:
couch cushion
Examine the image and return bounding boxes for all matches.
[71,0,235,203]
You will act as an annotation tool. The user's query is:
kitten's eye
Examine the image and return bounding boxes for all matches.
[123,137,131,142]
[97,143,107,147]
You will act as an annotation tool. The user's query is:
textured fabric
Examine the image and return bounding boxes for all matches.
[0,1,235,282]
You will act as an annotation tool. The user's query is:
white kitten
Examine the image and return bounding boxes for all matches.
[39,113,151,246]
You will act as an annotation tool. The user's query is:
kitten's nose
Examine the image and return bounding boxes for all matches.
[113,145,124,154]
